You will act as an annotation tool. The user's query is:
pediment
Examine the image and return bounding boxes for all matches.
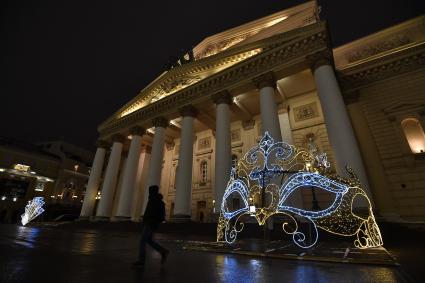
[118,47,262,118]
[99,2,320,129]
[100,24,316,129]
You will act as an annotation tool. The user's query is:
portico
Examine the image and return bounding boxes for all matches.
[80,1,406,222]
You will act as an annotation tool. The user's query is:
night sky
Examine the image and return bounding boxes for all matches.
[1,0,424,151]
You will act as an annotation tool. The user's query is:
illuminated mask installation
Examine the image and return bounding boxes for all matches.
[217,132,383,249]
[21,197,45,226]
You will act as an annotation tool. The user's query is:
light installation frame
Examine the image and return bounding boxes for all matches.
[21,197,45,226]
[217,132,383,249]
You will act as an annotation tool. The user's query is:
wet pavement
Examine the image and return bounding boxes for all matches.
[183,240,398,266]
[0,223,416,283]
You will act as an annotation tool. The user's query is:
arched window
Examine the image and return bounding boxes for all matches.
[401,118,425,154]
[200,160,208,184]
[231,154,238,169]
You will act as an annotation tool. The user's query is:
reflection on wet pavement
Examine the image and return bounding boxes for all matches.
[14,226,40,248]
[0,224,408,283]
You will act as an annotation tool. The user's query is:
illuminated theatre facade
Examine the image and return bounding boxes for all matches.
[80,2,425,223]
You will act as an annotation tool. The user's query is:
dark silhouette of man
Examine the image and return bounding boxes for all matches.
[133,185,169,268]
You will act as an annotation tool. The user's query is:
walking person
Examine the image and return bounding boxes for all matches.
[133,185,169,268]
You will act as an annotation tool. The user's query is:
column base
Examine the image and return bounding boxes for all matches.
[111,216,131,222]
[94,216,111,222]
[77,216,90,221]
[169,214,191,223]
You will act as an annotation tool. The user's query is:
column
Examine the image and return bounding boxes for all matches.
[253,72,283,229]
[96,134,125,219]
[80,140,109,219]
[141,117,168,213]
[212,91,232,213]
[173,105,198,221]
[308,50,372,203]
[131,146,151,221]
[253,72,283,142]
[278,106,304,209]
[279,104,293,144]
[111,157,127,217]
[115,126,145,219]
[345,92,396,217]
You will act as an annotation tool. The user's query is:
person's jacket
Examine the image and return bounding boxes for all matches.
[143,194,165,229]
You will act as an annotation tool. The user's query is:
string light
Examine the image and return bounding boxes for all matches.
[217,132,383,249]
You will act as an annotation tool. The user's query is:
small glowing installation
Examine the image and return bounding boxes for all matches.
[21,197,45,226]
[217,132,383,249]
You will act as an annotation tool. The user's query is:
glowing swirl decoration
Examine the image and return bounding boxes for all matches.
[217,132,383,249]
[21,197,45,226]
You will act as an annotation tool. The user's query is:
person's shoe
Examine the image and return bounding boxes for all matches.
[161,250,169,265]
[132,261,145,268]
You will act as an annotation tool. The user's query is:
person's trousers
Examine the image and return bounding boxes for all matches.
[138,224,167,262]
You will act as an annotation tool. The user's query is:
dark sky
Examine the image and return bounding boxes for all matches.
[1,0,424,151]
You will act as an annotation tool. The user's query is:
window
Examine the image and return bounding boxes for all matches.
[231,154,238,168]
[401,118,425,154]
[200,160,208,184]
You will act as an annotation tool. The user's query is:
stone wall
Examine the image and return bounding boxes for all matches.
[358,70,425,221]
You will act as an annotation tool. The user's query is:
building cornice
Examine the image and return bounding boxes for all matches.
[338,42,425,92]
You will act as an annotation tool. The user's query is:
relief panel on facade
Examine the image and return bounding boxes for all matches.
[198,137,211,150]
[293,102,320,122]
[289,93,324,130]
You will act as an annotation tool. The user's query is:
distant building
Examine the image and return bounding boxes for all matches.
[81,1,425,222]
[0,137,94,223]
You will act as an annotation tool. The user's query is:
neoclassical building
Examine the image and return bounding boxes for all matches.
[80,1,425,222]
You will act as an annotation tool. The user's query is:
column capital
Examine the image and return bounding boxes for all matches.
[306,49,334,71]
[96,139,110,149]
[152,116,169,128]
[142,144,152,154]
[252,72,276,89]
[277,102,290,114]
[111,133,126,143]
[129,126,146,136]
[212,90,232,105]
[179,105,198,118]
